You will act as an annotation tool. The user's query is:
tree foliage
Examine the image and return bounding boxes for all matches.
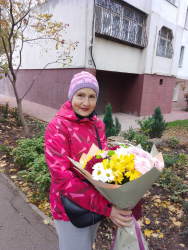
[0,0,78,136]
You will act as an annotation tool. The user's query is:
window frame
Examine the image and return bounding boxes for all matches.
[156,27,173,59]
[184,9,188,30]
[178,46,185,67]
[95,0,148,48]
[173,83,179,102]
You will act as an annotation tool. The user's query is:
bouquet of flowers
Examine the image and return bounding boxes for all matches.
[68,143,164,250]
[83,145,163,185]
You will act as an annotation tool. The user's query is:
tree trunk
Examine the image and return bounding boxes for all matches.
[17,99,29,138]
[11,79,29,137]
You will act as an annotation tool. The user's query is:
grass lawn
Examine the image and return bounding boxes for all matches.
[167,119,188,129]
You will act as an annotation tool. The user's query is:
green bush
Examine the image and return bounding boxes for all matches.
[149,106,168,138]
[169,136,180,148]
[114,117,121,136]
[11,107,21,125]
[124,127,152,152]
[18,155,50,193]
[0,143,11,158]
[12,136,45,168]
[136,116,154,135]
[103,103,115,138]
[124,127,136,141]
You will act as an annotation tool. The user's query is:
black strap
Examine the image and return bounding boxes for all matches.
[94,123,102,150]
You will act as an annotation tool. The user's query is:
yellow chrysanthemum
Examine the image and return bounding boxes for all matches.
[124,165,141,181]
[124,154,135,170]
[96,149,105,155]
[110,154,127,172]
[83,156,93,168]
[102,159,111,170]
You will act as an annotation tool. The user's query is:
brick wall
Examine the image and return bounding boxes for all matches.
[0,68,96,110]
[140,75,175,116]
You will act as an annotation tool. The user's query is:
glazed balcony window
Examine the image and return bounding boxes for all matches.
[95,0,148,48]
[156,27,174,59]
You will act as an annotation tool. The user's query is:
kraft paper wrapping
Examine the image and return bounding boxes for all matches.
[68,144,163,250]
[113,221,149,250]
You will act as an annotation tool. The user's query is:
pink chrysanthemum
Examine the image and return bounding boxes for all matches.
[151,158,164,172]
[134,156,152,175]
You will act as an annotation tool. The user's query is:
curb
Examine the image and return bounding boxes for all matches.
[0,172,56,230]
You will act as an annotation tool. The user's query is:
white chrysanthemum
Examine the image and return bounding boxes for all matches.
[101,169,115,183]
[92,168,105,181]
[115,147,129,157]
[92,162,104,171]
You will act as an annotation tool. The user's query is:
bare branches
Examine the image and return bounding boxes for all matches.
[21,58,63,101]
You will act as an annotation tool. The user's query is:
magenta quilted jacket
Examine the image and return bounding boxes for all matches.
[44,101,112,221]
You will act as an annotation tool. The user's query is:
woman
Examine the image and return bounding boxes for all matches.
[45,71,140,250]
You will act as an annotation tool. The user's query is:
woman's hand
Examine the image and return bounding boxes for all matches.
[109,205,133,228]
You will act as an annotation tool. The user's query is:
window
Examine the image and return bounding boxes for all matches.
[185,9,188,30]
[173,83,179,101]
[178,46,185,67]
[156,27,173,58]
[95,0,148,48]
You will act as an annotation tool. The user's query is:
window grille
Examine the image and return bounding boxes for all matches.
[178,46,184,67]
[95,0,148,48]
[156,27,173,58]
[173,83,179,102]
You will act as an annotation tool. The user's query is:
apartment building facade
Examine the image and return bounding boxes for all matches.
[0,0,188,115]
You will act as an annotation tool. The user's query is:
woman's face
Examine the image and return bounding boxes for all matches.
[71,88,97,116]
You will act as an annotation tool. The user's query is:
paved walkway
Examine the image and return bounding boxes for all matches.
[1,94,188,131]
[0,173,59,250]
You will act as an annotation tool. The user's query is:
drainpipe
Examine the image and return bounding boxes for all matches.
[91,0,96,70]
[151,26,158,74]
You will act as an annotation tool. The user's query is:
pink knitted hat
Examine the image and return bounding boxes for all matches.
[68,71,99,101]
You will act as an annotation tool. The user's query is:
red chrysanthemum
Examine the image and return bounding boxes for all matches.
[85,157,104,174]
[109,146,120,151]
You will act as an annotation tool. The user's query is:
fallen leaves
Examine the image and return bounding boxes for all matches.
[179,244,185,247]
[43,219,50,225]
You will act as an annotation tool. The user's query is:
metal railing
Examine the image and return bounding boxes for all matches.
[95,4,148,48]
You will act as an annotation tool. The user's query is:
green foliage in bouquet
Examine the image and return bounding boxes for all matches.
[103,103,115,138]
[114,117,121,136]
[149,106,168,138]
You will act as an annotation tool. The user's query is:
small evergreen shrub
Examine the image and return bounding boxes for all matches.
[103,103,115,138]
[149,106,167,138]
[114,117,121,136]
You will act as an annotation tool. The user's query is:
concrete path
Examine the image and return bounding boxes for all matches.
[0,173,59,250]
[1,94,188,131]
